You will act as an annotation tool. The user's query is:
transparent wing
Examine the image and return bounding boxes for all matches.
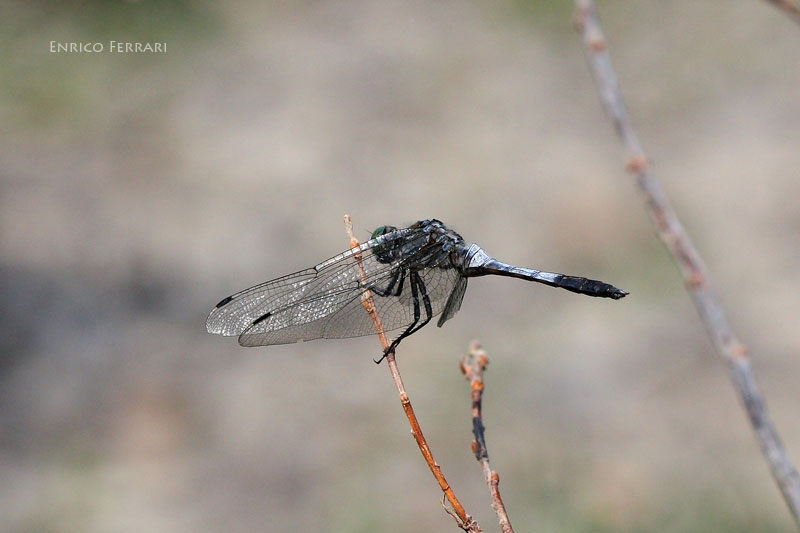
[238,262,463,346]
[437,275,468,327]
[207,228,435,342]
[207,268,319,337]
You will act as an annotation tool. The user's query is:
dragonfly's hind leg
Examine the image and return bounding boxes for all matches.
[374,272,433,364]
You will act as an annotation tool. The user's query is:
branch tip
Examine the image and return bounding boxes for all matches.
[461,341,513,531]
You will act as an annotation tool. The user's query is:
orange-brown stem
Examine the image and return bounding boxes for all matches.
[343,215,479,532]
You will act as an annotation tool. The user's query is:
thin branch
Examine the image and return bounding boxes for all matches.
[460,341,514,533]
[761,0,800,25]
[343,215,481,533]
[572,1,800,526]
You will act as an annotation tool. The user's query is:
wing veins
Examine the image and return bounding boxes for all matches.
[207,228,427,337]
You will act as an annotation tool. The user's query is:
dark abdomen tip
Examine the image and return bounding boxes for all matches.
[609,288,629,300]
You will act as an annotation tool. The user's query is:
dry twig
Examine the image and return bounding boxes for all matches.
[343,215,480,533]
[460,341,514,533]
[761,0,800,25]
[572,1,800,526]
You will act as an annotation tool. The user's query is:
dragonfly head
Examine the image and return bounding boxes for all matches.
[370,225,397,240]
[370,225,400,264]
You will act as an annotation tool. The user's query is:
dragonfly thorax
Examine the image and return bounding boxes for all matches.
[372,219,469,268]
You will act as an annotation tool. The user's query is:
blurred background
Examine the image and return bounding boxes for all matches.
[2,1,799,531]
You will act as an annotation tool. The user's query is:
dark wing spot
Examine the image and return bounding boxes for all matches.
[214,295,234,308]
[251,312,272,326]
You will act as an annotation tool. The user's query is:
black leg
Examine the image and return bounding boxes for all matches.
[369,269,401,297]
[374,271,421,364]
[369,268,408,298]
[375,272,434,364]
[403,272,433,338]
[393,269,406,296]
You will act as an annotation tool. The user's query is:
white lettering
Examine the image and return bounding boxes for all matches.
[67,41,169,53]
[50,42,109,53]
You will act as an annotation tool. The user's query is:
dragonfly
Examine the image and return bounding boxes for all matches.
[207,219,627,361]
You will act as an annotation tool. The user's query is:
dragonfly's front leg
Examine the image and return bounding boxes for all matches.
[368,268,406,297]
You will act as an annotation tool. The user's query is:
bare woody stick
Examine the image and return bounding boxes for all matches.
[460,341,514,533]
[761,0,800,25]
[573,1,800,526]
[343,215,481,533]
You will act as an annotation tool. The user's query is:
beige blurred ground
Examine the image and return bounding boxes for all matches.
[2,1,799,531]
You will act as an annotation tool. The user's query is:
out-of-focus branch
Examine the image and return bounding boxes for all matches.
[460,341,514,533]
[572,2,800,526]
[761,0,800,25]
[343,215,480,533]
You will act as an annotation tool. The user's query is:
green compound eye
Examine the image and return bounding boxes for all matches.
[370,225,399,264]
[371,225,394,240]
